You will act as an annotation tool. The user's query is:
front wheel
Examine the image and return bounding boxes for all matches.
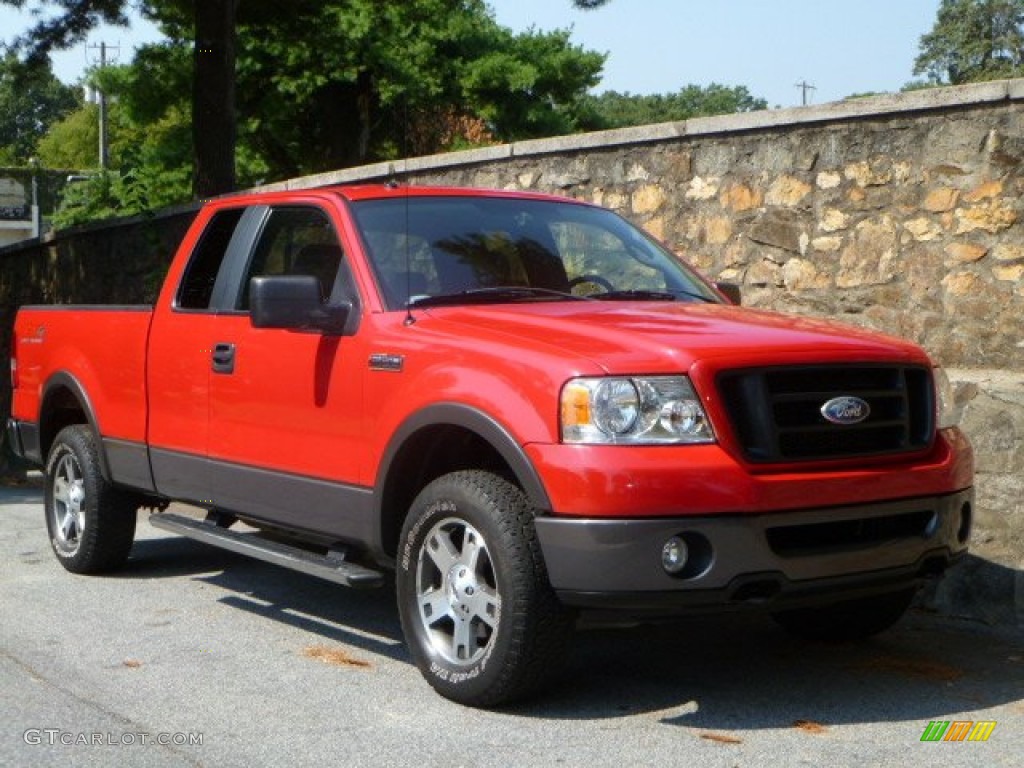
[771,588,916,643]
[45,425,137,574]
[396,470,573,707]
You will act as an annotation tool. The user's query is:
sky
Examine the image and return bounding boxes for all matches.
[1,0,943,108]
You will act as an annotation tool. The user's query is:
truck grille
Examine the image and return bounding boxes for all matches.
[717,365,934,463]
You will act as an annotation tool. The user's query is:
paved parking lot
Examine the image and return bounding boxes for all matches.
[2,480,1022,767]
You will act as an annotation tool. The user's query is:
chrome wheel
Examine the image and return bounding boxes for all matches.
[415,517,500,666]
[398,471,573,706]
[44,425,137,574]
[51,452,86,555]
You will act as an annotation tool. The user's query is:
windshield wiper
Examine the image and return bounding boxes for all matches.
[591,288,716,303]
[408,286,588,308]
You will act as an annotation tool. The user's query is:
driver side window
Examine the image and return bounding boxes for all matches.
[239,207,344,309]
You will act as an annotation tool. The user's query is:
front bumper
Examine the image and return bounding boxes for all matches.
[534,489,973,615]
[6,418,41,465]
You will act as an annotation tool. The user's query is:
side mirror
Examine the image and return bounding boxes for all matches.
[250,275,352,335]
[714,281,742,306]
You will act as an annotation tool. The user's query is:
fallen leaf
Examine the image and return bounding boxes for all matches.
[122,659,143,669]
[302,645,372,669]
[699,732,743,745]
[793,719,828,734]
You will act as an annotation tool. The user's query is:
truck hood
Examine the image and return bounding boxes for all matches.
[422,301,929,374]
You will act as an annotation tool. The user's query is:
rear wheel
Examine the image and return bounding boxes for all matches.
[396,470,573,707]
[771,588,916,642]
[45,425,137,574]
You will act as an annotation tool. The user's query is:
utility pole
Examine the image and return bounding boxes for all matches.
[795,80,817,107]
[87,42,119,169]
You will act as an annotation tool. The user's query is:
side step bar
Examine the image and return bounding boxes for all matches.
[149,512,385,589]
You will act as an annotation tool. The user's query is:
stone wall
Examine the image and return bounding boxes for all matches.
[0,80,1020,621]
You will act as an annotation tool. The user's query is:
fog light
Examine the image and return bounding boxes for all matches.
[661,536,689,574]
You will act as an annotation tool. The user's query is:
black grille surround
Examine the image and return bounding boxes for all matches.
[717,365,935,463]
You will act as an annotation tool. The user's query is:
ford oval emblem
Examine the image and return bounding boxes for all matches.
[820,396,871,425]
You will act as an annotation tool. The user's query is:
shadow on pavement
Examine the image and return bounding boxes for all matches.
[0,475,44,504]
[130,531,1023,729]
[7,481,1021,728]
[519,610,1023,727]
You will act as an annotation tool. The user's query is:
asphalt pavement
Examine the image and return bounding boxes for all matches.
[2,479,1022,768]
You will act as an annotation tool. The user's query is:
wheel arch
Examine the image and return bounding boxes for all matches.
[375,404,551,559]
[38,372,110,481]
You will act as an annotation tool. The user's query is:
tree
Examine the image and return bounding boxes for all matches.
[0,52,78,164]
[1,0,235,195]
[584,84,768,129]
[3,0,608,197]
[914,0,1024,84]
[83,2,604,181]
[31,2,604,225]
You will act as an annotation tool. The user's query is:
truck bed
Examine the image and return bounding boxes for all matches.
[12,305,154,459]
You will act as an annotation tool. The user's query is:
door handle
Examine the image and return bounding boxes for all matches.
[212,342,235,374]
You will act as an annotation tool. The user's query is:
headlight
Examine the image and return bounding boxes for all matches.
[933,367,961,429]
[560,376,715,444]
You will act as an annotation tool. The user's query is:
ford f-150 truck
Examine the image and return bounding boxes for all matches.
[7,185,974,707]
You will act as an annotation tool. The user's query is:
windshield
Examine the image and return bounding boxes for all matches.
[348,195,720,309]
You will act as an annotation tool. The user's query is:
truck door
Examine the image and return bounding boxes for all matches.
[147,206,251,504]
[206,203,370,541]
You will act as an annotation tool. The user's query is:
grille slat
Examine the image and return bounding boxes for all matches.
[776,419,908,435]
[771,389,906,405]
[718,365,934,463]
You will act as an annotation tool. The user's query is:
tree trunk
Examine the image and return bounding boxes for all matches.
[193,0,237,198]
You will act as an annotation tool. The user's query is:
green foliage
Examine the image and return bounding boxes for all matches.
[37,63,196,226]
[6,0,610,217]
[459,27,606,141]
[49,171,126,228]
[4,0,619,228]
[914,0,1024,84]
[101,1,605,181]
[36,104,101,169]
[901,80,940,92]
[0,52,79,163]
[584,84,768,129]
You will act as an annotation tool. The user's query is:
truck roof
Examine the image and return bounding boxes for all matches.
[330,184,585,204]
[209,184,589,207]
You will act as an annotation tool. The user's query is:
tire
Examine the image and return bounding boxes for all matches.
[396,470,574,707]
[771,588,916,643]
[44,425,137,574]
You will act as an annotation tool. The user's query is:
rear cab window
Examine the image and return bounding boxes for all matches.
[176,208,246,310]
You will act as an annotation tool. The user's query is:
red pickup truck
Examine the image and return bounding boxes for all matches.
[8,185,974,706]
